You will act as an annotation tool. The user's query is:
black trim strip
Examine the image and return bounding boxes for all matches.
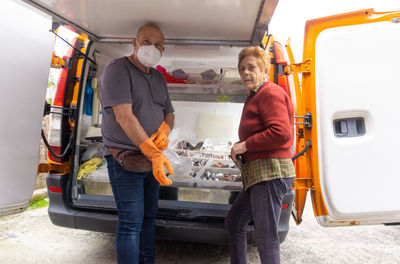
[68,40,94,203]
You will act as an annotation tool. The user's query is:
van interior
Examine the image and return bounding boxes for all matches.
[72,42,252,206]
[27,0,295,242]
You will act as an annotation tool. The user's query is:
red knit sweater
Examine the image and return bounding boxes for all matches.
[239,82,294,162]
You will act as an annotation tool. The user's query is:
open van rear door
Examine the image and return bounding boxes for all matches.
[300,9,400,226]
[0,0,53,216]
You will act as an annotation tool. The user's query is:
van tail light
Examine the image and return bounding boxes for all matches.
[281,203,289,210]
[48,186,63,193]
[47,38,78,162]
[48,64,68,162]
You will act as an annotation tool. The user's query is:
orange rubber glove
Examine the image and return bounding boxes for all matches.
[150,121,171,150]
[139,138,173,186]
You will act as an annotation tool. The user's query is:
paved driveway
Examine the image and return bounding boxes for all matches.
[1,200,399,264]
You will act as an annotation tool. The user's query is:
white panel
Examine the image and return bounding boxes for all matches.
[35,0,260,40]
[172,101,243,142]
[160,45,243,69]
[315,22,400,221]
[93,42,242,77]
[197,113,235,140]
[0,0,53,216]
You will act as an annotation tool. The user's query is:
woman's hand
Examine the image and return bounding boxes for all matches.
[230,141,247,163]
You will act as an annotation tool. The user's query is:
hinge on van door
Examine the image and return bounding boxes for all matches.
[293,178,314,190]
[295,112,312,130]
[38,163,70,174]
[51,52,66,69]
[284,58,312,74]
[292,113,312,161]
[43,101,75,118]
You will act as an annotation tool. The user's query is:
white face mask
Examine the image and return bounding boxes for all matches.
[136,44,161,67]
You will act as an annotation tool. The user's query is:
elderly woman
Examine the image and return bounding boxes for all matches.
[226,46,295,264]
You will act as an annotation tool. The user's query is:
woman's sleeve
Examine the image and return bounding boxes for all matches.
[245,87,293,152]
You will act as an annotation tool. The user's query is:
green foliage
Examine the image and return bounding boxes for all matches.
[47,79,56,88]
[27,197,49,210]
[47,71,56,88]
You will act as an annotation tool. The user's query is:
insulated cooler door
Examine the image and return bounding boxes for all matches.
[0,0,53,216]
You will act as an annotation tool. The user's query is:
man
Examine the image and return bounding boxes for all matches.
[99,24,174,264]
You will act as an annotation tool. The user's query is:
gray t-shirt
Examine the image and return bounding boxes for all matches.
[99,57,174,151]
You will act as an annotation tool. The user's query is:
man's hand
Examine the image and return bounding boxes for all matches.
[139,138,173,186]
[150,121,171,150]
[230,141,247,163]
[150,133,169,150]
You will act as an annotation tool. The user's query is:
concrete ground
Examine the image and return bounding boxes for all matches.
[1,199,400,264]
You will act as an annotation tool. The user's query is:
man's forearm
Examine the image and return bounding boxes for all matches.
[164,113,175,133]
[118,114,149,146]
[112,104,148,146]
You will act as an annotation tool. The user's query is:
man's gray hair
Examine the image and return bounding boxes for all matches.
[136,23,164,39]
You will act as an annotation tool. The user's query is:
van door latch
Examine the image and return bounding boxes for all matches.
[43,101,75,117]
[284,58,312,74]
[295,112,312,130]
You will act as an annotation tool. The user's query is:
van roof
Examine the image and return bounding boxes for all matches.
[25,0,279,46]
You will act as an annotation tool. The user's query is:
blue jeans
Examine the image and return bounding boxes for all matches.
[106,155,159,264]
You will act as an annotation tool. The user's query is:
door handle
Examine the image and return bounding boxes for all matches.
[292,140,312,161]
[333,117,365,137]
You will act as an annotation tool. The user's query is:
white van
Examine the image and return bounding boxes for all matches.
[1,0,400,245]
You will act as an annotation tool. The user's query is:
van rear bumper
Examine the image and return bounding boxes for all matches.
[49,205,249,244]
[48,199,293,244]
[50,206,292,245]
[47,173,293,244]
